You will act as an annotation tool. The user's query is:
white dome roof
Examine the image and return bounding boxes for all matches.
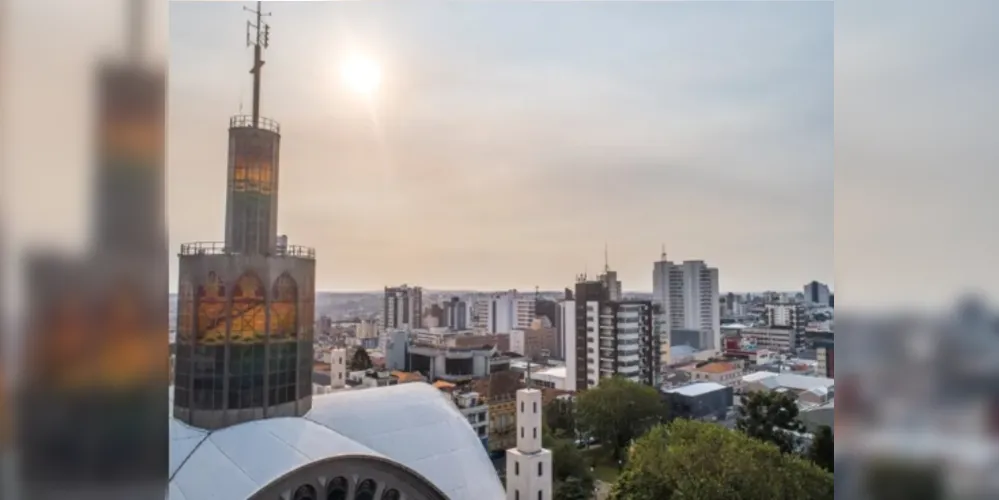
[169,382,504,500]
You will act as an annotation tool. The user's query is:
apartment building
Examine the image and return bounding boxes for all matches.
[652,256,721,355]
[382,284,423,330]
[472,290,537,334]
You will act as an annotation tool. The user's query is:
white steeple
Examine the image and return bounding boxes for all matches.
[328,347,346,390]
[505,387,552,500]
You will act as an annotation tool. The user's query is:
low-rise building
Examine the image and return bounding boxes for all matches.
[683,360,745,389]
[741,371,834,404]
[662,382,733,421]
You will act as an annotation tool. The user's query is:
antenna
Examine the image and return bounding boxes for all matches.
[243,1,272,128]
[525,359,533,389]
[661,243,667,261]
[126,0,146,61]
[604,243,609,273]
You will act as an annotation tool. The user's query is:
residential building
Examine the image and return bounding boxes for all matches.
[473,371,522,453]
[803,280,832,307]
[738,326,798,352]
[763,303,807,349]
[443,296,471,330]
[509,318,558,360]
[815,338,835,378]
[505,387,553,500]
[556,299,576,362]
[447,387,490,450]
[652,255,721,354]
[573,279,609,390]
[383,285,424,330]
[592,300,659,388]
[662,382,733,420]
[472,290,537,334]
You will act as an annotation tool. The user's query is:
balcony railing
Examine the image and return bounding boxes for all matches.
[179,241,315,259]
[229,114,281,134]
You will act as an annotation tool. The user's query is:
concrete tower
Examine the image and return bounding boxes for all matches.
[505,388,552,500]
[173,3,317,430]
[329,347,347,390]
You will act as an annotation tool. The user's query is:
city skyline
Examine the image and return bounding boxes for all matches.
[166,1,832,293]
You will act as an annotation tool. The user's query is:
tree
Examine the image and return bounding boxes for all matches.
[575,377,665,464]
[735,390,807,454]
[610,419,833,500]
[808,425,834,472]
[544,398,576,440]
[554,477,591,500]
[543,422,594,496]
[348,346,373,371]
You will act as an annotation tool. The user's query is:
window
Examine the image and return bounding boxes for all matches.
[521,426,524,438]
[521,401,524,412]
[515,491,520,500]
[538,491,542,500]
[533,427,537,439]
[538,462,543,476]
[533,402,537,413]
[515,461,520,475]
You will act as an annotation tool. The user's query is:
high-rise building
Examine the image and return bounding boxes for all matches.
[505,388,553,500]
[763,303,807,350]
[803,280,832,306]
[383,285,423,330]
[172,7,316,429]
[592,300,659,387]
[557,300,577,389]
[472,290,536,333]
[443,296,470,330]
[573,279,608,390]
[652,254,720,354]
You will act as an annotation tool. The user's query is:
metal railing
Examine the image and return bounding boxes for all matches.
[229,114,281,134]
[179,241,315,259]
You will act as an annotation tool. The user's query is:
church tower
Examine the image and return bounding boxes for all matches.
[505,388,553,500]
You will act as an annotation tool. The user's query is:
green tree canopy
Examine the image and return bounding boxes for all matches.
[545,397,577,440]
[348,346,373,371]
[553,476,591,500]
[542,421,594,495]
[575,377,665,462]
[735,390,807,454]
[808,425,834,472]
[610,419,833,500]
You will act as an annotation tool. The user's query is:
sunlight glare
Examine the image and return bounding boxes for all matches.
[340,55,382,97]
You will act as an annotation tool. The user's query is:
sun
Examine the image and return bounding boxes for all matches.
[340,55,382,97]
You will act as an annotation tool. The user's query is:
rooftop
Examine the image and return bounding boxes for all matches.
[693,361,738,374]
[665,382,729,397]
[742,371,834,392]
[169,382,503,500]
[534,366,567,379]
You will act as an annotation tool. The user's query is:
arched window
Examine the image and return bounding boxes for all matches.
[326,477,348,500]
[354,479,378,500]
[380,489,400,500]
[293,484,317,500]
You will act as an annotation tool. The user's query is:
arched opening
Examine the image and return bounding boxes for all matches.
[380,489,400,500]
[354,479,377,500]
[326,476,348,500]
[293,484,318,500]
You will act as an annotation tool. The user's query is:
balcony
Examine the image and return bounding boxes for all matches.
[179,241,316,259]
[229,114,281,134]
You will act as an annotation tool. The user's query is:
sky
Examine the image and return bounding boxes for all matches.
[5,0,999,308]
[165,1,833,293]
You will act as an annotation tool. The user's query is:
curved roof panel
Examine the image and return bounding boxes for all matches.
[169,382,505,500]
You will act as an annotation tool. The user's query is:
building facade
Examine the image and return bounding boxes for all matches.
[382,285,423,331]
[652,257,721,355]
[472,291,537,334]
[592,300,659,388]
[803,280,832,307]
[505,388,553,500]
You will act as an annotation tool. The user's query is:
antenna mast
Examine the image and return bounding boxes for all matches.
[604,243,609,273]
[244,1,272,128]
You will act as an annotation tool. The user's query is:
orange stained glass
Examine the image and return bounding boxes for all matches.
[196,271,227,345]
[230,273,266,344]
[178,279,195,344]
[269,273,298,342]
